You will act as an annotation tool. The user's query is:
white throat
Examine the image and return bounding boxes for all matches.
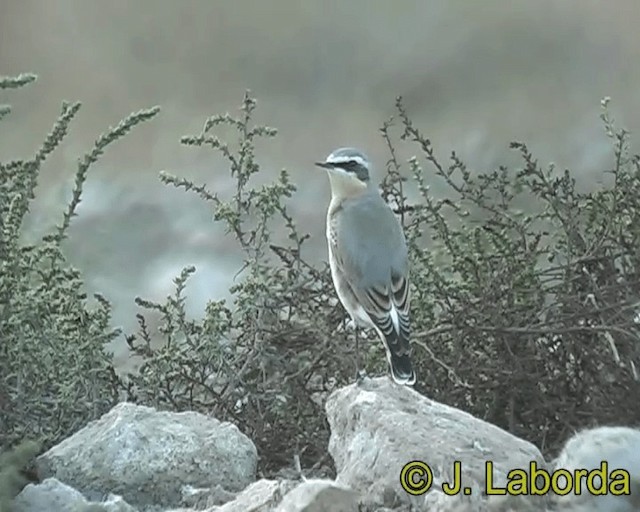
[326,169,368,200]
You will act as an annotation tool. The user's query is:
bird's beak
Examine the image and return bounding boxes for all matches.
[315,161,333,169]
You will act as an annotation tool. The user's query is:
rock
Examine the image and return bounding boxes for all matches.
[36,402,257,510]
[17,382,638,512]
[275,479,359,512]
[12,477,137,512]
[421,487,490,512]
[208,478,297,512]
[180,483,237,508]
[325,377,547,510]
[551,425,640,512]
[86,494,139,512]
[13,478,89,512]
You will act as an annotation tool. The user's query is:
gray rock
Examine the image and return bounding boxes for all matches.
[21,382,638,512]
[13,477,138,512]
[210,479,297,512]
[421,489,555,512]
[87,494,139,512]
[275,479,359,512]
[551,426,640,512]
[36,402,257,510]
[325,377,546,510]
[180,483,237,509]
[13,478,89,512]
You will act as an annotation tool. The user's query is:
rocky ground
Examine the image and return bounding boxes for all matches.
[12,378,640,512]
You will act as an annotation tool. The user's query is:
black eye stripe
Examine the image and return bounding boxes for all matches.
[328,158,370,181]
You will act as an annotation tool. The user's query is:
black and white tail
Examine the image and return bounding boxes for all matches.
[367,273,416,386]
[374,308,416,385]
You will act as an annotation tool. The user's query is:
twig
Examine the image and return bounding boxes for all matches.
[413,339,472,389]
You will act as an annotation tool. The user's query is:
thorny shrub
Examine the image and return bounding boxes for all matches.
[124,93,363,476]
[381,96,640,454]
[0,73,159,502]
[2,72,638,487]
[126,92,639,478]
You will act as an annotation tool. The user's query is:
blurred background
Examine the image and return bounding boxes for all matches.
[1,0,639,372]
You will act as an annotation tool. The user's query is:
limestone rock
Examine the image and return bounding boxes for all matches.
[275,479,359,512]
[36,402,257,510]
[210,478,297,512]
[551,425,640,512]
[12,477,137,512]
[325,377,546,509]
[13,478,89,512]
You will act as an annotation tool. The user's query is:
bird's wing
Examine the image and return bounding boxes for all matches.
[331,196,410,336]
[330,197,415,383]
[355,270,410,341]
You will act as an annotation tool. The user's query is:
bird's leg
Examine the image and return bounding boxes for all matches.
[354,325,360,380]
[354,325,367,385]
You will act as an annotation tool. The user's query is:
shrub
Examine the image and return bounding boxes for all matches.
[3,72,638,484]
[127,92,640,478]
[382,95,640,453]
[0,440,40,512]
[0,73,159,455]
[125,92,362,475]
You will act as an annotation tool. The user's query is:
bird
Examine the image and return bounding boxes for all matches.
[315,147,416,386]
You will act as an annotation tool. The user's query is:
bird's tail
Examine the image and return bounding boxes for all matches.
[374,316,416,386]
[388,348,416,386]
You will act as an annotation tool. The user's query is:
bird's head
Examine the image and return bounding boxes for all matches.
[315,147,371,198]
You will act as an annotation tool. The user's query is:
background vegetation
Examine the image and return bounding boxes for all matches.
[0,74,160,506]
[1,73,639,504]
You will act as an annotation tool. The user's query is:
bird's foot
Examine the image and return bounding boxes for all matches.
[355,368,368,386]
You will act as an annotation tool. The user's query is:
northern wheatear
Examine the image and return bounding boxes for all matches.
[315,147,416,385]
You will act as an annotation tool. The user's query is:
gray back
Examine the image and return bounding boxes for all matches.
[337,191,408,288]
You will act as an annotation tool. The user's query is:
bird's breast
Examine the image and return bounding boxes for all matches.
[326,201,342,246]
